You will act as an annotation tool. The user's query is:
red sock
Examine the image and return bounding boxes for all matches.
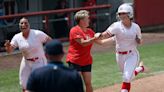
[134,70,138,76]
[141,66,144,72]
[122,82,131,92]
[22,88,25,92]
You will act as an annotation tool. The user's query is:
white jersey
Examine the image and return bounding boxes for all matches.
[10,29,49,59]
[106,21,142,51]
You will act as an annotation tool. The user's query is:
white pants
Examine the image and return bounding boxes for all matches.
[19,57,47,89]
[116,49,140,82]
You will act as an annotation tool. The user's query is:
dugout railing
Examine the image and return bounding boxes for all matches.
[0,4,111,52]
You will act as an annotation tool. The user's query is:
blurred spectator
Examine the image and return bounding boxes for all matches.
[53,0,69,38]
[83,0,97,30]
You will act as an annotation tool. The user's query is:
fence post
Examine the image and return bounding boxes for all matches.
[44,15,49,34]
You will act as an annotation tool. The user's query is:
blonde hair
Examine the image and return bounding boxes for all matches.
[74,10,89,24]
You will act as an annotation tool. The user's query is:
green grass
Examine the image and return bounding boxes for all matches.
[0,42,164,92]
[92,52,121,89]
[0,69,21,92]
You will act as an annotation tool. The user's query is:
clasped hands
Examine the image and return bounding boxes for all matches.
[94,33,102,39]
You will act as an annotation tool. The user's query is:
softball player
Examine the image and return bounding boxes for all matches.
[4,17,52,92]
[99,3,146,92]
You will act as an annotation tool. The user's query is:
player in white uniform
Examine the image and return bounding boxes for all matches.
[4,17,52,92]
[98,3,146,92]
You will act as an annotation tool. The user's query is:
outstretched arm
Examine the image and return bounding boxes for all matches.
[94,32,114,45]
[94,37,115,45]
[75,36,97,47]
[4,40,14,53]
[100,31,114,39]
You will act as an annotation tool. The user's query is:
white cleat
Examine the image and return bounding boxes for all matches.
[139,61,144,67]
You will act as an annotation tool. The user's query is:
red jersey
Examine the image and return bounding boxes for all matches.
[66,25,95,66]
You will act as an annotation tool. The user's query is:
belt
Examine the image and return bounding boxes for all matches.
[26,57,39,62]
[118,50,132,55]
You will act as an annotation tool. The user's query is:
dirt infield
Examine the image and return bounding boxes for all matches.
[0,33,164,92]
[94,73,164,92]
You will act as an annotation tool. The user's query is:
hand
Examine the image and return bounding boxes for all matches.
[4,40,13,53]
[136,35,141,44]
[94,33,101,39]
[4,40,11,47]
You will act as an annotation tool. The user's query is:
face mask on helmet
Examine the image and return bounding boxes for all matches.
[117,3,133,19]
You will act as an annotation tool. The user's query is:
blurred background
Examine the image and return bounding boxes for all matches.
[0,0,163,52]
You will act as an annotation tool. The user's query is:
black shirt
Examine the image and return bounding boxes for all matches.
[26,61,84,92]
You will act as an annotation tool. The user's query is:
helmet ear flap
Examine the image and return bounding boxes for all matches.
[128,12,133,19]
[116,13,119,21]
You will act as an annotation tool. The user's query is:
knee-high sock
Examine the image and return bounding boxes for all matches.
[22,89,25,92]
[134,66,144,76]
[121,82,131,92]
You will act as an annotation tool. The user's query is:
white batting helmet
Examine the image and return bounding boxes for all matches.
[117,3,134,18]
